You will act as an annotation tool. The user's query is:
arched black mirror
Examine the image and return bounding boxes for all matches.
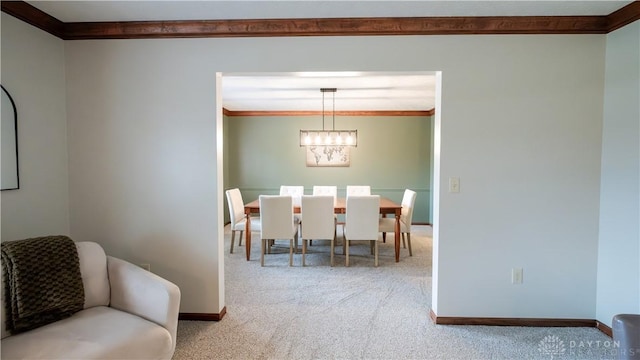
[2,85,19,190]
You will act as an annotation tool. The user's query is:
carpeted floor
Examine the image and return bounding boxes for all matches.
[173,225,616,360]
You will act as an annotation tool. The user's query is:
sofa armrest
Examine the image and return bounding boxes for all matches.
[107,256,181,353]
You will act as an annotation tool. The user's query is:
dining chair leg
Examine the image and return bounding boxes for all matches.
[382,232,386,243]
[289,239,294,266]
[331,225,338,253]
[342,235,346,255]
[406,233,413,256]
[330,237,335,267]
[230,230,236,254]
[238,230,243,246]
[261,239,266,267]
[402,233,407,248]
[345,239,350,267]
[374,241,379,267]
[302,238,307,266]
[370,240,374,255]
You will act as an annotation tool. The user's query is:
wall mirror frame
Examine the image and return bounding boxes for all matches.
[2,85,20,191]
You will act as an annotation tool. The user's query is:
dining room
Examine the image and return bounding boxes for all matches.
[221,72,435,250]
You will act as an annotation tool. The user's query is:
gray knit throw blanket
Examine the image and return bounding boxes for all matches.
[1,235,84,333]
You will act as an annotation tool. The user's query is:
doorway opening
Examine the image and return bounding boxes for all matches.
[216,70,442,315]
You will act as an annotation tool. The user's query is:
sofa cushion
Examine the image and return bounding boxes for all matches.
[76,242,110,308]
[0,306,173,360]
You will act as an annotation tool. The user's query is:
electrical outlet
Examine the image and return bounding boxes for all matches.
[140,263,151,271]
[449,177,460,193]
[512,268,523,284]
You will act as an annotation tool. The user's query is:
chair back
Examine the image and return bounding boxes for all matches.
[312,186,337,205]
[301,195,335,240]
[345,195,380,241]
[279,185,304,207]
[401,189,417,227]
[225,188,245,227]
[260,195,296,240]
[346,185,371,196]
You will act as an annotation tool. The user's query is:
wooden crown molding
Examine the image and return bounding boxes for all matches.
[55,16,609,39]
[1,0,64,38]
[608,1,640,32]
[223,109,435,117]
[2,1,639,40]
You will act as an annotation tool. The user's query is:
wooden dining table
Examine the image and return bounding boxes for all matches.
[243,197,403,262]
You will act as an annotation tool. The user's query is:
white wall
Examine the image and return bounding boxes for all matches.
[64,34,606,317]
[65,39,222,313]
[434,36,604,318]
[596,20,640,327]
[1,14,70,241]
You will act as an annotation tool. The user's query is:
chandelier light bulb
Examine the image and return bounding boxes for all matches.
[299,89,357,147]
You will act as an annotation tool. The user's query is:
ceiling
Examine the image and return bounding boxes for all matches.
[222,72,437,112]
[24,1,633,112]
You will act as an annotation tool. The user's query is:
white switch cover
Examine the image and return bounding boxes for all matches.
[449,177,460,193]
[512,268,523,284]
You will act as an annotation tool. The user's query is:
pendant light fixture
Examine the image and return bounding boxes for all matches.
[299,88,358,147]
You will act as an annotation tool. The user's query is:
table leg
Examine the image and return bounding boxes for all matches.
[395,212,401,262]
[245,214,252,261]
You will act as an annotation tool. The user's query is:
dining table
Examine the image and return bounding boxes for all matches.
[243,197,403,262]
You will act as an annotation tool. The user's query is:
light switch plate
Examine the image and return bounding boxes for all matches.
[449,177,460,193]
[512,268,523,284]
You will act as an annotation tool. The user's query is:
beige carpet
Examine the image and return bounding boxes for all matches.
[173,225,615,360]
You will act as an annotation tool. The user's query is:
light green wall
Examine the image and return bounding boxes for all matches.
[596,20,640,326]
[223,114,432,223]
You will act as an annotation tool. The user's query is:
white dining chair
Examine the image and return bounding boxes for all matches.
[279,185,304,207]
[259,195,299,267]
[225,188,261,254]
[312,185,337,204]
[346,185,371,196]
[379,189,417,256]
[280,185,304,230]
[344,195,381,267]
[301,195,337,266]
[311,185,338,246]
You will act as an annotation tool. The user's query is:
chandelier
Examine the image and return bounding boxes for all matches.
[299,88,358,147]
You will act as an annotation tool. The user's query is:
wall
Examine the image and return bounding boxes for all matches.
[224,114,432,223]
[65,39,222,313]
[63,34,605,318]
[432,36,604,318]
[0,14,70,241]
[596,20,640,327]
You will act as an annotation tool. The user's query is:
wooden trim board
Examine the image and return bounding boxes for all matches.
[179,307,227,321]
[3,1,639,40]
[429,309,614,338]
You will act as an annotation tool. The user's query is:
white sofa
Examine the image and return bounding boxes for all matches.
[1,241,181,360]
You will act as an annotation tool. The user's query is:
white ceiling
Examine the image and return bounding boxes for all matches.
[26,1,632,111]
[222,72,437,111]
